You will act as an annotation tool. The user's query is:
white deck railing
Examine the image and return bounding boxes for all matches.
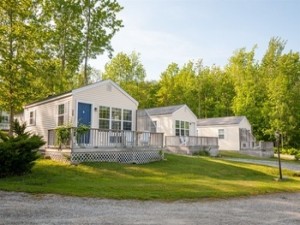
[48,128,164,150]
[165,136,218,147]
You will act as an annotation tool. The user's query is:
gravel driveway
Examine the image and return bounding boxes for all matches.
[1,191,300,225]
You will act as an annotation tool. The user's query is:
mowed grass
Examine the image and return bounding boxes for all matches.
[0,153,299,200]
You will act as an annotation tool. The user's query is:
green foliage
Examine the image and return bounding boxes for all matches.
[55,124,72,148]
[192,149,210,156]
[0,121,45,177]
[274,147,300,160]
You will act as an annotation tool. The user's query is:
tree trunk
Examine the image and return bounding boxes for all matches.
[83,0,91,85]
[8,8,14,136]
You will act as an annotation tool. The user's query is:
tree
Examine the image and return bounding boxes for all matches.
[81,0,123,84]
[0,120,45,177]
[261,38,300,146]
[102,51,149,107]
[0,0,44,135]
[102,51,146,83]
[41,0,84,92]
[225,47,268,139]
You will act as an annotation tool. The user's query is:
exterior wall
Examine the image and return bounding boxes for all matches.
[148,105,197,138]
[239,117,252,131]
[24,95,73,144]
[72,82,138,130]
[172,106,197,136]
[148,115,173,136]
[197,126,240,150]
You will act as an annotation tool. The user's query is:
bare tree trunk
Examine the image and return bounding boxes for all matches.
[8,8,14,136]
[83,0,91,85]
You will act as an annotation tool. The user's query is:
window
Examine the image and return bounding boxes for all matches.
[1,115,9,123]
[175,120,189,136]
[123,109,132,131]
[218,129,224,139]
[99,106,132,130]
[29,111,36,125]
[111,108,121,130]
[57,104,64,126]
[99,106,110,129]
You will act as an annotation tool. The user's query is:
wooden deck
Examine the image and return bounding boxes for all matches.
[46,128,164,164]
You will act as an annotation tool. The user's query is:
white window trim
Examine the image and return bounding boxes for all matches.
[29,110,36,126]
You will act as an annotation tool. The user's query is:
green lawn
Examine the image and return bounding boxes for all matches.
[0,153,299,200]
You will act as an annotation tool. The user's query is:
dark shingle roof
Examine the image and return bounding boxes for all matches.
[144,105,185,116]
[197,116,245,126]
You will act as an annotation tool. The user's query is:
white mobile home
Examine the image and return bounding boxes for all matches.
[24,79,138,144]
[197,116,254,151]
[137,105,218,155]
[23,80,164,164]
[137,104,197,137]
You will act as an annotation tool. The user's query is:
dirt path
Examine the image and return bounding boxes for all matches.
[1,191,300,225]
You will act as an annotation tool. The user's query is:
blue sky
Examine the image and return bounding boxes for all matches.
[91,0,300,81]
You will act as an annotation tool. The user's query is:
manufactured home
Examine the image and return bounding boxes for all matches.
[23,80,164,163]
[137,105,218,155]
[197,116,255,151]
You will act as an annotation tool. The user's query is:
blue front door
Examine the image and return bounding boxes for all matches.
[77,103,92,144]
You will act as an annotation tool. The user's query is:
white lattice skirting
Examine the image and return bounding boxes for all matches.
[46,150,164,164]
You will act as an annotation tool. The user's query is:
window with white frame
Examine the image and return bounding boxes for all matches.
[29,111,36,125]
[123,109,132,131]
[218,129,225,139]
[111,107,121,130]
[57,104,64,126]
[99,106,110,129]
[99,106,132,130]
[175,120,189,136]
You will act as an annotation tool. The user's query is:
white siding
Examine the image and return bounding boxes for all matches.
[239,117,252,131]
[24,96,73,143]
[149,105,197,137]
[72,82,138,130]
[149,115,173,136]
[197,125,240,150]
[173,106,197,136]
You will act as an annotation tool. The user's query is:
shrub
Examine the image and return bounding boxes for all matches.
[55,124,72,148]
[0,120,45,177]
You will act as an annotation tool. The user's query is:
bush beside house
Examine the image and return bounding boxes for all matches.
[0,120,45,177]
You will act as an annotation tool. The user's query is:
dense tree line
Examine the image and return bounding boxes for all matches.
[103,38,300,148]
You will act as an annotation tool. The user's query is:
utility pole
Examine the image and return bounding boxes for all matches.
[275,131,283,180]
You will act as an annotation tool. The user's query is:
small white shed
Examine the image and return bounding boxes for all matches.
[197,116,254,151]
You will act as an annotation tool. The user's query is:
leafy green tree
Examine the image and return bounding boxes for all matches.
[156,63,179,106]
[0,0,44,135]
[41,0,84,92]
[81,0,123,84]
[102,51,150,107]
[227,47,267,139]
[102,51,146,83]
[261,38,300,146]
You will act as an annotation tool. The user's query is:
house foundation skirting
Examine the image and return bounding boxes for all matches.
[45,149,164,164]
[165,145,219,156]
